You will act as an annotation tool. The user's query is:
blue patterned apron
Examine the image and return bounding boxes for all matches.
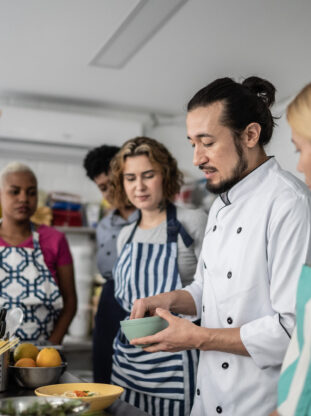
[0,224,63,341]
[111,203,199,416]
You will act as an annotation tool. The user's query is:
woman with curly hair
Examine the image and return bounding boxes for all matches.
[108,136,207,416]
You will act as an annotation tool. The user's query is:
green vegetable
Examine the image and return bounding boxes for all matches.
[0,400,17,416]
[0,399,83,416]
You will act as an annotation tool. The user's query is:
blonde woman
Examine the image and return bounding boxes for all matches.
[109,137,207,416]
[271,83,311,416]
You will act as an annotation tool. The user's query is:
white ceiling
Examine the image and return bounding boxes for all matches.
[0,0,311,116]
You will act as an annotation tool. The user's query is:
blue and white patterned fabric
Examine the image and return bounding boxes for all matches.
[0,226,63,341]
[277,264,311,415]
[111,203,199,416]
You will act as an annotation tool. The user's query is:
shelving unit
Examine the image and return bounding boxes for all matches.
[55,226,96,235]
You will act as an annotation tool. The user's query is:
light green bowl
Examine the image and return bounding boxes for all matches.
[120,316,168,347]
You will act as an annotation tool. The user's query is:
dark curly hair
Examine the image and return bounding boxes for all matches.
[83,145,120,180]
[109,137,184,208]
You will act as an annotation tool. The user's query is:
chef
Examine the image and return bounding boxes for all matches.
[129,76,311,415]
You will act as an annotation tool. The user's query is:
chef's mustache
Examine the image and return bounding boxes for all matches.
[199,163,217,172]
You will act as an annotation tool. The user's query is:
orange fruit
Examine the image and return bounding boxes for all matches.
[36,347,62,367]
[13,343,39,362]
[15,357,37,367]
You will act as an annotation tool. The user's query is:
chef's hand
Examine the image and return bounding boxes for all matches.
[130,294,172,319]
[269,411,279,416]
[130,308,200,352]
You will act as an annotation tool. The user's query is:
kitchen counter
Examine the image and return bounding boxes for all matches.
[0,371,150,416]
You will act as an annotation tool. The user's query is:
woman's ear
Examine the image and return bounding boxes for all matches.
[242,122,261,148]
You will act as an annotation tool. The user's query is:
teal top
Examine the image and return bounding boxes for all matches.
[278,264,311,415]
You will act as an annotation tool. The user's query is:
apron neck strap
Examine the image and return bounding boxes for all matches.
[125,211,141,244]
[30,223,40,248]
[0,220,39,247]
[166,202,193,247]
[126,202,194,248]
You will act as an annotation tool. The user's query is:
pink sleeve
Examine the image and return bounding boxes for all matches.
[56,232,73,266]
[37,226,73,283]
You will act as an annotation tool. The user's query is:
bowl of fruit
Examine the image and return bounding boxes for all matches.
[9,343,67,389]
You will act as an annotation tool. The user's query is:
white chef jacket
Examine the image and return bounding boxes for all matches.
[184,158,311,416]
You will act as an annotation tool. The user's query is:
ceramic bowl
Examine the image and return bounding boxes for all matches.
[120,316,168,346]
[35,382,124,411]
[9,362,67,389]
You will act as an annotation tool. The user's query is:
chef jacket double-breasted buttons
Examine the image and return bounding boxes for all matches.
[184,158,311,415]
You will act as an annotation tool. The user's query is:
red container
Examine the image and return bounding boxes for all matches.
[52,209,82,227]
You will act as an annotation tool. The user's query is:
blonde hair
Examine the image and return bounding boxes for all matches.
[287,83,311,141]
[109,136,184,208]
[0,162,37,188]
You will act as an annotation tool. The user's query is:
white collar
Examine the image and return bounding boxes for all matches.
[219,157,277,206]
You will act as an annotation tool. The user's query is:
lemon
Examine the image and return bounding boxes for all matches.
[13,343,39,362]
[36,347,62,367]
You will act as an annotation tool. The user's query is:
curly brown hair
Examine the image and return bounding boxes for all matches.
[109,136,184,208]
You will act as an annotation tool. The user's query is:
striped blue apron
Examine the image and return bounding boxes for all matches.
[0,225,63,341]
[111,203,198,416]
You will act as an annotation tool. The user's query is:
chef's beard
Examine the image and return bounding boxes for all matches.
[201,137,248,195]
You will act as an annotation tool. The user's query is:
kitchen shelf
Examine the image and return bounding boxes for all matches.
[55,226,96,235]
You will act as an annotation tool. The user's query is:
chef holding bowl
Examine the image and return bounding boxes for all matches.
[129,77,311,415]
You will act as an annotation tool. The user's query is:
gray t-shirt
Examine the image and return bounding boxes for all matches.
[117,206,208,286]
[96,209,139,279]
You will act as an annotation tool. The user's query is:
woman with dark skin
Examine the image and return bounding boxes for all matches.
[0,162,77,344]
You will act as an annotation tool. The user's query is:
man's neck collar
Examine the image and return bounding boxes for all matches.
[220,156,275,205]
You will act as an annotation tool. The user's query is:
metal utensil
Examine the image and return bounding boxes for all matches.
[0,309,7,339]
[5,307,23,339]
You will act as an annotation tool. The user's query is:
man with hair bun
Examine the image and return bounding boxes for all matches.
[130,77,311,415]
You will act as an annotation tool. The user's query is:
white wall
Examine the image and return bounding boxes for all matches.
[146,122,201,183]
[0,100,148,203]
[0,102,149,202]
[0,103,303,204]
[0,152,101,203]
[267,106,303,181]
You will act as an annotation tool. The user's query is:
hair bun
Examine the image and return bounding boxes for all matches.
[242,76,276,108]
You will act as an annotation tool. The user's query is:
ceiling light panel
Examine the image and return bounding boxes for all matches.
[90,0,189,69]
